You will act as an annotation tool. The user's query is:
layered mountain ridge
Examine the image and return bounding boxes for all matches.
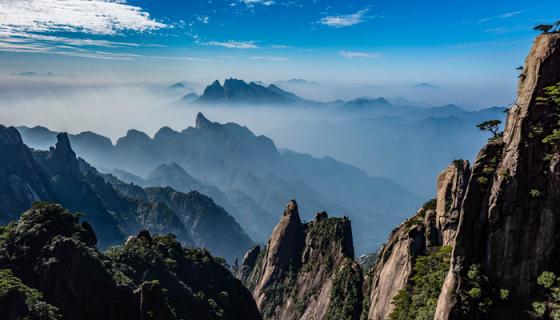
[0,126,253,262]
[17,113,420,254]
[0,203,261,320]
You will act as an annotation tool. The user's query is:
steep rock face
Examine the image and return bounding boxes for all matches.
[365,162,470,319]
[435,160,470,246]
[238,245,261,281]
[435,33,560,320]
[366,203,435,320]
[251,200,306,309]
[0,125,58,224]
[243,201,362,320]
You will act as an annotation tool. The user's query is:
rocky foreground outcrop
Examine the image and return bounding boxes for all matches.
[240,201,362,320]
[364,160,469,320]
[0,202,261,320]
[364,33,560,320]
[434,32,560,320]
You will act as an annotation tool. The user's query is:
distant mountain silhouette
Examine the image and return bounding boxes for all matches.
[17,114,421,253]
[414,82,439,89]
[194,78,309,105]
[0,125,254,261]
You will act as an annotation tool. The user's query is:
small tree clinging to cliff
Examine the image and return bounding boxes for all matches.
[534,24,554,34]
[477,120,502,139]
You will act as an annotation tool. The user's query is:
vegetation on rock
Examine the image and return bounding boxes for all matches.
[389,246,452,320]
[0,269,61,320]
[532,271,560,319]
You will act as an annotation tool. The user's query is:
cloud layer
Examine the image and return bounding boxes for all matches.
[0,0,164,35]
[0,0,164,58]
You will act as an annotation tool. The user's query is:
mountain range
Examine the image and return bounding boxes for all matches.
[17,114,421,254]
[0,126,253,262]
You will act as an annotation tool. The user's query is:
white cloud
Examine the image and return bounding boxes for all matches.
[242,0,275,7]
[197,16,210,24]
[320,9,368,28]
[0,0,164,57]
[0,0,164,36]
[338,51,380,59]
[207,40,258,49]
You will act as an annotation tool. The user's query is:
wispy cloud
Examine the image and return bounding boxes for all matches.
[241,0,275,7]
[206,40,258,49]
[485,25,528,35]
[320,9,369,28]
[250,56,287,61]
[499,11,522,18]
[0,0,164,36]
[338,51,380,59]
[270,44,292,49]
[474,9,525,24]
[0,0,164,57]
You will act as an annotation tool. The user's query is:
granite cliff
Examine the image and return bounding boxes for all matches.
[240,201,362,320]
[363,33,560,320]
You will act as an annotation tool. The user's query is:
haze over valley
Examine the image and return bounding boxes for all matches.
[1,1,559,319]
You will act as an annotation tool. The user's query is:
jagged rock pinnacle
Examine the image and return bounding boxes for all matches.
[195,112,212,129]
[283,200,299,218]
[0,125,23,146]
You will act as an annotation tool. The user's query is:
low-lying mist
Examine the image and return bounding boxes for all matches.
[0,76,506,199]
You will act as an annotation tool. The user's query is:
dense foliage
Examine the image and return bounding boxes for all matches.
[107,233,259,320]
[389,246,452,320]
[536,82,560,161]
[0,269,60,320]
[0,202,261,320]
[326,259,363,320]
[532,271,560,319]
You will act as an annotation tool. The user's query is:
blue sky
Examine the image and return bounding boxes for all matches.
[0,0,559,106]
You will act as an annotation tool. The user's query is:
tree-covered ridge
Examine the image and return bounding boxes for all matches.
[0,202,261,320]
[107,232,260,320]
[0,269,60,320]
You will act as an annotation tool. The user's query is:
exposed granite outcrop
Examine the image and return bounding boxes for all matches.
[242,200,361,320]
[364,162,471,319]
[434,32,560,320]
[436,160,470,246]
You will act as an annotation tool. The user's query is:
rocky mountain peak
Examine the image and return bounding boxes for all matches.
[48,133,80,175]
[53,133,75,157]
[252,200,305,308]
[243,200,361,320]
[195,112,212,129]
[283,199,299,219]
[0,125,23,146]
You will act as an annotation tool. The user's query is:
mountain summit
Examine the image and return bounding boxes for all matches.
[194,78,307,105]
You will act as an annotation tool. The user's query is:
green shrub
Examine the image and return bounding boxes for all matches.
[0,269,61,319]
[326,260,363,320]
[389,246,452,320]
[533,271,560,319]
[477,176,490,185]
[530,189,542,198]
